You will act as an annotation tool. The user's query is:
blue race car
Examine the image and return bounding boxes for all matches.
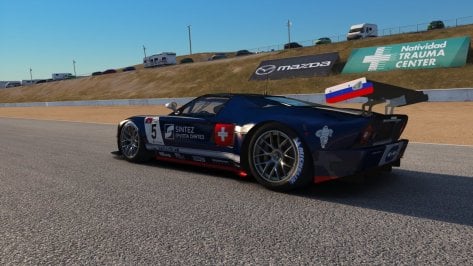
[116,84,426,191]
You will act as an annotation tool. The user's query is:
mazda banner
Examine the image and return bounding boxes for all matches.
[250,52,339,80]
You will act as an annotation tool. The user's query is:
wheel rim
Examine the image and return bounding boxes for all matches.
[252,130,299,183]
[120,122,140,159]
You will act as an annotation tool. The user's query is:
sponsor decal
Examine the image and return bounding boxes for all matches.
[378,143,403,166]
[385,146,399,162]
[192,156,206,163]
[342,36,470,73]
[145,144,240,163]
[165,124,205,140]
[164,124,174,139]
[154,145,179,153]
[174,153,185,160]
[211,158,230,164]
[288,138,304,185]
[250,52,339,80]
[158,152,172,158]
[316,126,334,149]
[325,77,374,103]
[214,123,235,146]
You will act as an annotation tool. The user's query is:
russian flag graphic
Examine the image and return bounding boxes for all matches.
[325,78,374,103]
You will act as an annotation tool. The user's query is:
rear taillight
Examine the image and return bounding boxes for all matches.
[360,125,374,145]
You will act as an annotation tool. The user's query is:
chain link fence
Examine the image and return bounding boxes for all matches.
[248,15,473,53]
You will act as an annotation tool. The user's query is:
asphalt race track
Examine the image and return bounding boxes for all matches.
[1,118,472,264]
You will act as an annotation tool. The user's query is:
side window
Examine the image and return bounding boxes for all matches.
[178,97,228,117]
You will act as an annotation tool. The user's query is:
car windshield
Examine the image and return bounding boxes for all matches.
[349,27,363,33]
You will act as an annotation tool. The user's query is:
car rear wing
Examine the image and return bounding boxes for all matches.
[324,77,428,114]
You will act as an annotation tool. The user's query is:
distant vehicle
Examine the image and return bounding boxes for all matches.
[428,20,445,30]
[21,79,44,86]
[180,57,194,64]
[236,50,254,56]
[35,79,48,84]
[284,42,303,49]
[103,69,117,74]
[92,71,103,76]
[208,53,227,61]
[7,81,22,88]
[0,81,22,88]
[347,23,378,40]
[122,66,136,72]
[144,52,177,68]
[314,37,332,45]
[52,73,74,80]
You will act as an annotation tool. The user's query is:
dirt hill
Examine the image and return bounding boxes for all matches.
[1,25,472,103]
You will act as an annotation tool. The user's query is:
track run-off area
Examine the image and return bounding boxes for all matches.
[0,118,472,264]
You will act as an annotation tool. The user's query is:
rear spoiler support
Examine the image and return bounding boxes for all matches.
[362,95,410,115]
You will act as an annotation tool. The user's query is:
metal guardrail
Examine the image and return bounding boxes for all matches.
[1,89,471,108]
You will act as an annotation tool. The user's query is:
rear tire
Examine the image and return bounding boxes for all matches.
[247,123,312,191]
[119,121,152,163]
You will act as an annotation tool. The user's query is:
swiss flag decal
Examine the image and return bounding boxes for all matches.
[214,124,235,146]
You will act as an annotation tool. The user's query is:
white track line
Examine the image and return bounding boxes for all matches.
[409,141,473,148]
[0,116,116,125]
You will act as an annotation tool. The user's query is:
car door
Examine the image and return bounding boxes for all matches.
[144,96,232,162]
[157,115,214,149]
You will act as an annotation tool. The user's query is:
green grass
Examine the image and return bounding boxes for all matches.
[1,25,472,103]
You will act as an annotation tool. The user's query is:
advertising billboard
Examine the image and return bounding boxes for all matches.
[342,36,470,74]
[250,52,339,80]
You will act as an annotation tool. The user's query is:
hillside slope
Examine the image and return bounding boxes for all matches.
[1,25,472,103]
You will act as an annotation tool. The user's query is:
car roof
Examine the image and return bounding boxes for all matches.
[199,93,267,98]
[197,93,305,103]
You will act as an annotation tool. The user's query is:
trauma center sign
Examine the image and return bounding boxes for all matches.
[342,36,470,73]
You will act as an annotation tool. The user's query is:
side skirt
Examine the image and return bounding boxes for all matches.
[154,155,248,178]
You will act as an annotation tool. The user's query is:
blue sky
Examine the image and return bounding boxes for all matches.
[1,0,472,80]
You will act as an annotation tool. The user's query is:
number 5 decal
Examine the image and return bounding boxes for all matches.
[145,117,164,145]
[151,124,157,139]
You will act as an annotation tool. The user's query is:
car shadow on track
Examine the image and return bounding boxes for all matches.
[112,153,472,226]
[111,152,256,184]
[293,169,473,227]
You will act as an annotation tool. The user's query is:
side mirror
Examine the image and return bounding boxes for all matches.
[165,102,178,112]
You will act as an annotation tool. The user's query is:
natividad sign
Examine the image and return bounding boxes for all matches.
[342,36,470,73]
